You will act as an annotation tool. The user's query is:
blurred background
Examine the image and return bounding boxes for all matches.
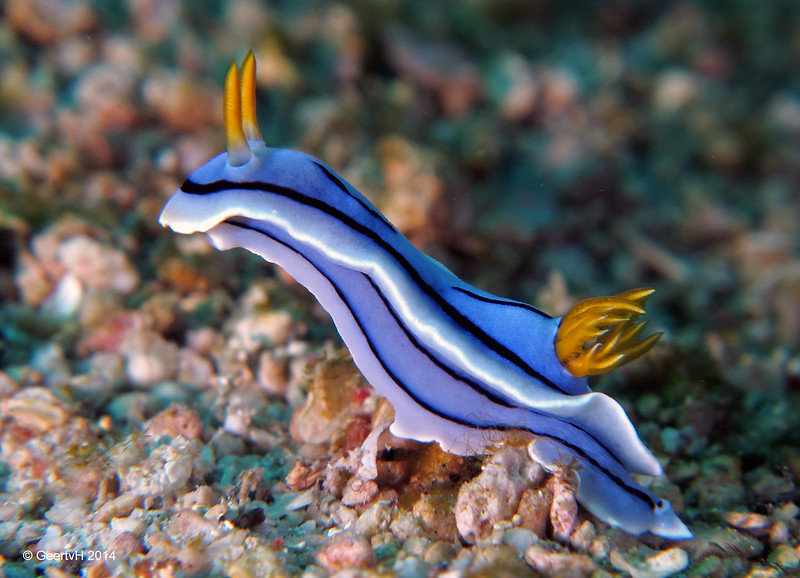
[1,0,800,575]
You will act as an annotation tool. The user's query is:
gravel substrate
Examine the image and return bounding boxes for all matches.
[1,1,799,576]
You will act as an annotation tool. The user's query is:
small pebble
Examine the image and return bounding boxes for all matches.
[772,501,799,521]
[768,544,800,570]
[354,501,393,537]
[609,547,689,578]
[515,486,552,538]
[688,527,765,561]
[501,527,538,555]
[547,469,578,542]
[317,533,376,571]
[724,511,772,535]
[144,403,204,441]
[524,542,597,575]
[423,540,456,567]
[393,555,431,578]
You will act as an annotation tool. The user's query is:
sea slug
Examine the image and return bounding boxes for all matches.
[159,52,691,539]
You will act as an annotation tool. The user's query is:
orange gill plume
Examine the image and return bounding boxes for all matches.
[555,288,663,378]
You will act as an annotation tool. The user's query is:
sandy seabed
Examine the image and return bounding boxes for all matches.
[1,1,799,576]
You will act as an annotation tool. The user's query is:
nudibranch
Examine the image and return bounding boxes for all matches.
[160,52,691,539]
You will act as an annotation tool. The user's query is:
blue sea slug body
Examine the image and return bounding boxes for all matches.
[159,52,691,539]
